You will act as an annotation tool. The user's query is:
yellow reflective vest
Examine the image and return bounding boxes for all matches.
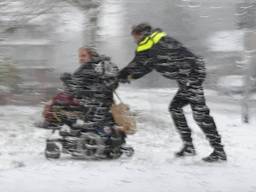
[136,31,167,53]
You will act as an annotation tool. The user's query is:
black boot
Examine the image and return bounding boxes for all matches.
[175,143,196,157]
[202,148,227,162]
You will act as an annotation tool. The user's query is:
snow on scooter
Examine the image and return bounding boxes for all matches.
[37,91,135,160]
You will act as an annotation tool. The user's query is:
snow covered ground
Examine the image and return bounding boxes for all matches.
[0,88,256,192]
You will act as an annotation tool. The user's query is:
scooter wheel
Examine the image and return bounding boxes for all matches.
[107,147,123,159]
[45,142,61,159]
[123,147,134,157]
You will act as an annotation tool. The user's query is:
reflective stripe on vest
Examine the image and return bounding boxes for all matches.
[136,32,167,52]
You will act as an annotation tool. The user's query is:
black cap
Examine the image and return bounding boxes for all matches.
[131,23,152,35]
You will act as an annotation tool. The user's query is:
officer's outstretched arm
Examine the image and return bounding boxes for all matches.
[118,52,153,82]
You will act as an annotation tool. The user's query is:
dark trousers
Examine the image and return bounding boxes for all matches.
[81,93,115,129]
[169,83,223,150]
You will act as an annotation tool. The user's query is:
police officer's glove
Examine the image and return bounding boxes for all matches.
[119,78,130,84]
[118,70,132,84]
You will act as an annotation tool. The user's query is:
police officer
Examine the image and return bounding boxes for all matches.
[118,23,227,162]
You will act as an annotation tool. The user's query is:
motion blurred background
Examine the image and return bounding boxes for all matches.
[0,0,255,115]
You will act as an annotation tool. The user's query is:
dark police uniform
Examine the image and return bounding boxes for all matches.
[119,29,224,152]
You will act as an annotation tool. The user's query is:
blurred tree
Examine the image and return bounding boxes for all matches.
[64,0,102,46]
[0,57,21,90]
[236,0,256,123]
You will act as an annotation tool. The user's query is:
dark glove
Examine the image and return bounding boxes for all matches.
[118,70,131,84]
[119,78,130,84]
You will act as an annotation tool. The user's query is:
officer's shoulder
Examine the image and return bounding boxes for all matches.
[161,36,185,49]
[161,35,177,43]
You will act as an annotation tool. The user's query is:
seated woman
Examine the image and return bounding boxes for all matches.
[59,47,120,136]
[40,47,135,159]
